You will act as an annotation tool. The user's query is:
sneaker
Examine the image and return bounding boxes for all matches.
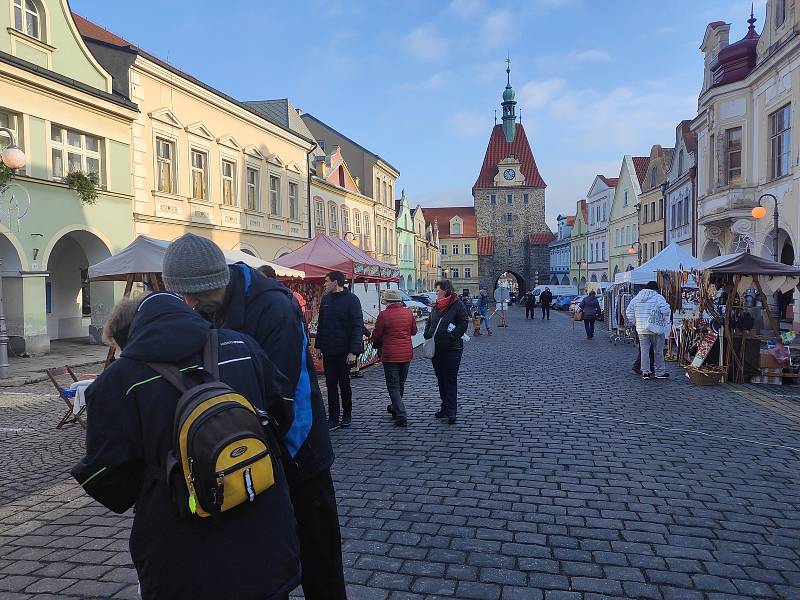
[434,410,447,419]
[327,418,340,430]
[655,373,670,379]
[487,330,493,336]
[448,416,457,424]
[641,372,653,380]
[340,414,352,428]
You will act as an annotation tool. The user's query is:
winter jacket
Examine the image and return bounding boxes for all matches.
[424,296,469,352]
[372,303,417,363]
[523,293,535,308]
[539,290,553,307]
[579,295,601,319]
[71,292,300,600]
[315,289,365,356]
[626,289,671,335]
[214,264,333,486]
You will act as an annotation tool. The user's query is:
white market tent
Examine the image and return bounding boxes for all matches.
[613,242,704,285]
[88,235,305,281]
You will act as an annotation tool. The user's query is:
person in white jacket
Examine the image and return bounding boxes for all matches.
[625,281,671,379]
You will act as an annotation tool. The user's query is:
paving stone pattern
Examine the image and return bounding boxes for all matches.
[1,307,799,599]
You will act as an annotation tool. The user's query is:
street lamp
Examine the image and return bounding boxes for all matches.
[344,230,360,248]
[628,241,642,266]
[0,127,28,379]
[576,259,587,293]
[751,193,779,261]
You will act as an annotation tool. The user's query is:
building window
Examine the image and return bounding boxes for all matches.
[651,201,656,221]
[221,159,236,206]
[507,248,512,257]
[658,241,663,252]
[328,203,338,233]
[389,184,393,203]
[341,206,350,234]
[506,212,513,221]
[13,0,42,41]
[0,110,23,174]
[452,222,462,235]
[337,166,345,187]
[642,204,648,223]
[490,194,496,204]
[375,177,380,202]
[725,127,742,185]
[269,175,281,215]
[190,148,208,200]
[683,196,689,225]
[523,193,529,204]
[382,181,387,205]
[452,244,459,255]
[289,181,299,219]
[354,210,362,234]
[156,138,176,194]
[658,198,663,219]
[451,267,460,278]
[375,226,382,253]
[314,200,325,230]
[671,203,677,229]
[507,194,512,204]
[246,167,259,211]
[770,104,791,180]
[651,242,656,258]
[363,214,370,244]
[507,228,513,237]
[51,124,102,183]
[624,191,628,206]
[677,150,684,174]
[464,267,471,278]
[776,0,786,27]
[441,245,447,255]
[464,244,471,255]
[650,168,656,189]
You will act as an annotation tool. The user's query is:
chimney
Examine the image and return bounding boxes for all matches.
[314,156,327,178]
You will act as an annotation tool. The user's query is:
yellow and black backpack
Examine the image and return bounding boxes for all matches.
[148,329,277,518]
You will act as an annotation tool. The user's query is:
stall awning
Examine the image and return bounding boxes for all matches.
[701,251,800,276]
[614,242,704,285]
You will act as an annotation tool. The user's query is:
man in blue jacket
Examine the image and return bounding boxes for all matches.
[162,234,345,600]
[314,270,365,430]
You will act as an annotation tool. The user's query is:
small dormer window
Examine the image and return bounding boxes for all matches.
[452,221,462,235]
[13,0,43,41]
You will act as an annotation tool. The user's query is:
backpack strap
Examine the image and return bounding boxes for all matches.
[203,329,220,381]
[146,363,188,393]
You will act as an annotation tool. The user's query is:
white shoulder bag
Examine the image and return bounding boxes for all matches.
[422,317,443,359]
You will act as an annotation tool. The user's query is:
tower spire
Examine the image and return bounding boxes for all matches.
[501,57,517,143]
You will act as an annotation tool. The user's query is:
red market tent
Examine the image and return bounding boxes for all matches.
[275,234,400,282]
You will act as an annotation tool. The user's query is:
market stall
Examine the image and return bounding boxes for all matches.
[275,234,403,371]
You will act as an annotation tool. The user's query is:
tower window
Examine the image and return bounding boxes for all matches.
[507,248,513,257]
[507,228,513,237]
[490,194,496,205]
[523,193,529,204]
[507,194,513,204]
[506,212,512,221]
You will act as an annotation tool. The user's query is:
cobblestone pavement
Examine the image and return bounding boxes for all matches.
[1,307,799,599]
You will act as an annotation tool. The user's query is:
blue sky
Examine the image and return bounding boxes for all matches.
[71,0,766,228]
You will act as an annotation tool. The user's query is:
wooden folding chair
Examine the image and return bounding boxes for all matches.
[46,366,86,429]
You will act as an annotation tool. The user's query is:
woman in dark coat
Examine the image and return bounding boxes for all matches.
[579,290,602,339]
[72,293,300,600]
[372,289,418,427]
[423,279,469,424]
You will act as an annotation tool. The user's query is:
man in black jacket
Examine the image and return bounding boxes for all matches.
[314,270,365,430]
[163,234,345,600]
[540,287,553,320]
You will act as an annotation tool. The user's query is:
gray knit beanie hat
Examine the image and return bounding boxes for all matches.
[162,233,230,293]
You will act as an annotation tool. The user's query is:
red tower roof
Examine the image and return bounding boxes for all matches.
[473,124,546,191]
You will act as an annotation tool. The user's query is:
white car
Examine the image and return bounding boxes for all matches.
[398,289,431,313]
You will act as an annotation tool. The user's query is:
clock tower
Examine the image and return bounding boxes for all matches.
[473,62,552,294]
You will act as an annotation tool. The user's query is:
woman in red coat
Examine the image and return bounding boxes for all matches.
[371,289,418,427]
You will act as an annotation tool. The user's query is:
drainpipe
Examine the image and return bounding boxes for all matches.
[690,166,697,257]
[306,146,314,239]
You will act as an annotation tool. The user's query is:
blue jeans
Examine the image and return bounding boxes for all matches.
[584,318,595,338]
[432,349,462,417]
[479,311,491,332]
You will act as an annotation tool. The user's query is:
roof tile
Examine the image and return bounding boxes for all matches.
[632,156,651,186]
[421,206,477,238]
[529,232,556,246]
[478,236,494,256]
[473,124,546,190]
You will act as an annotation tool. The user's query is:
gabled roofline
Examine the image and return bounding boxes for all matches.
[300,112,400,175]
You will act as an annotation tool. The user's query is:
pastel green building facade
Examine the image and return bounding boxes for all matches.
[395,192,416,291]
[0,0,137,353]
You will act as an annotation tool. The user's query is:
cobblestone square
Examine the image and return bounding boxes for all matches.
[1,307,799,599]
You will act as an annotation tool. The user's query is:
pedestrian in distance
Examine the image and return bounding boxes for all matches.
[540,287,553,320]
[626,280,671,380]
[162,234,345,600]
[424,279,469,424]
[578,290,602,339]
[523,289,536,320]
[371,289,417,427]
[72,292,300,600]
[476,289,493,335]
[314,270,366,430]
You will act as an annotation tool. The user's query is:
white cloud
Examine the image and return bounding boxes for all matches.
[519,78,567,109]
[405,25,447,60]
[447,0,483,18]
[448,111,492,138]
[397,71,449,91]
[483,11,514,46]
[567,49,611,62]
[533,0,577,8]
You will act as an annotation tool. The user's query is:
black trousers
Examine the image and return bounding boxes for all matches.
[432,349,462,417]
[584,318,596,338]
[289,469,347,600]
[541,304,550,319]
[383,361,409,420]
[322,353,352,420]
[525,306,533,319]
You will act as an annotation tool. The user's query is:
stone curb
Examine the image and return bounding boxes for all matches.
[0,359,106,388]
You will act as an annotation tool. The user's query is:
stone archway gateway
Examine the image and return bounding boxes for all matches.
[494,270,525,296]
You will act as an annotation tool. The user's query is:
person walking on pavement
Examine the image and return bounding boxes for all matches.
[578,290,601,339]
[162,234,345,600]
[626,280,671,380]
[424,279,469,424]
[371,289,417,427]
[540,287,553,320]
[477,288,493,335]
[523,289,536,320]
[72,293,301,600]
[315,270,365,430]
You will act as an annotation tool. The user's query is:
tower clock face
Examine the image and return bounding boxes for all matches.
[503,168,515,180]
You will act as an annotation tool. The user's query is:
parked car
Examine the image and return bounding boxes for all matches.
[552,295,578,310]
[410,294,433,307]
[398,289,431,313]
